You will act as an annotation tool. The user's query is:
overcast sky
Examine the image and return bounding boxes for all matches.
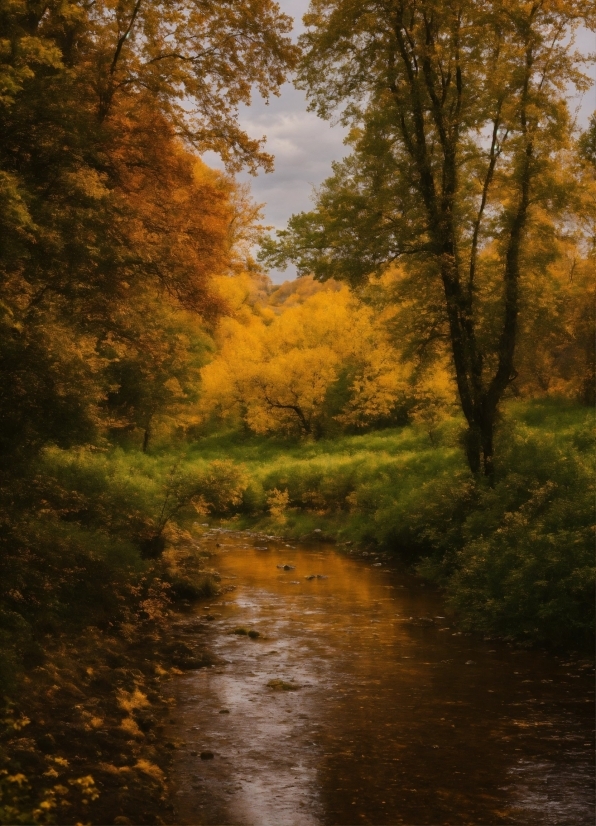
[206,2,595,284]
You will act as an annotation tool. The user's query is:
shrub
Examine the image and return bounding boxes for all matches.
[446,415,595,647]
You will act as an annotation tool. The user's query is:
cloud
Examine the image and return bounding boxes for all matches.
[205,90,348,281]
[238,88,348,224]
[214,82,348,282]
[201,1,347,282]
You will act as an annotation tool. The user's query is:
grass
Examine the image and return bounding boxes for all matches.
[177,397,594,649]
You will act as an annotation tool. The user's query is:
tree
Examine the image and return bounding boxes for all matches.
[1,0,298,171]
[0,107,241,463]
[0,0,296,466]
[199,283,409,436]
[261,0,595,476]
[103,294,212,452]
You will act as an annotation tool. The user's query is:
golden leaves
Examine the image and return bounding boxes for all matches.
[200,282,409,436]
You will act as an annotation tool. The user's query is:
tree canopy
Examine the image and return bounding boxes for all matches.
[200,278,413,437]
[1,0,298,169]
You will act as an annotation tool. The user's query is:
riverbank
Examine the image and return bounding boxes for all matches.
[0,538,222,825]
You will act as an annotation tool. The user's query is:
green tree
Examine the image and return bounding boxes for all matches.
[104,294,212,452]
[261,0,595,476]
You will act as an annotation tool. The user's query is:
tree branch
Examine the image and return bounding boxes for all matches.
[110,0,144,78]
[469,105,507,292]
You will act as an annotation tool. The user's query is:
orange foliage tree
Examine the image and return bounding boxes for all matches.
[0,0,297,460]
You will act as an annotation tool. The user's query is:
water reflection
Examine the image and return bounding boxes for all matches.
[170,532,595,825]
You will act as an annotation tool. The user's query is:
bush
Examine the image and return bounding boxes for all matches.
[445,412,595,647]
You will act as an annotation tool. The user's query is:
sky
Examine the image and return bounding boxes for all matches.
[206,2,596,284]
[203,0,347,283]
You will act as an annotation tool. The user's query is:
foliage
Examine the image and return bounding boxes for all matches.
[0,7,278,791]
[104,297,214,452]
[0,3,285,768]
[200,282,413,436]
[446,411,595,646]
[0,0,298,170]
[261,0,596,476]
[267,487,290,522]
[0,117,254,464]
[0,1,593,818]
[579,111,596,169]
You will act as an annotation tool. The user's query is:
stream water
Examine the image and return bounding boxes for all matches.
[169,531,595,826]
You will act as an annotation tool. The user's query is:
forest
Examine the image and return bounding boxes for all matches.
[0,0,594,823]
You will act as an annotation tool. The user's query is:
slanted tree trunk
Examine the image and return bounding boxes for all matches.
[264,394,312,436]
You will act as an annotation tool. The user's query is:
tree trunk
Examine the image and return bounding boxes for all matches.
[463,425,482,476]
[388,12,534,482]
[265,395,311,435]
[463,413,495,479]
[142,417,152,453]
[480,412,495,479]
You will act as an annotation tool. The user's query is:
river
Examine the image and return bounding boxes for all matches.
[169,530,595,825]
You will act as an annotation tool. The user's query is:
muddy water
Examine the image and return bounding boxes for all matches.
[170,532,595,825]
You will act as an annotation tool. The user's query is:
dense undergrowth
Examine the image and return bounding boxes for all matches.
[0,453,235,824]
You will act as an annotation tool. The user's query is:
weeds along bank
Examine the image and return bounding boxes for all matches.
[191,398,594,650]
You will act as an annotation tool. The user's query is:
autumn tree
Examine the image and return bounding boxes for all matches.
[0,0,297,465]
[1,0,298,168]
[200,282,410,436]
[261,0,595,476]
[0,108,244,462]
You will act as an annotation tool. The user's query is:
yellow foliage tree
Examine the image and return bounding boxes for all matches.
[200,284,409,436]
